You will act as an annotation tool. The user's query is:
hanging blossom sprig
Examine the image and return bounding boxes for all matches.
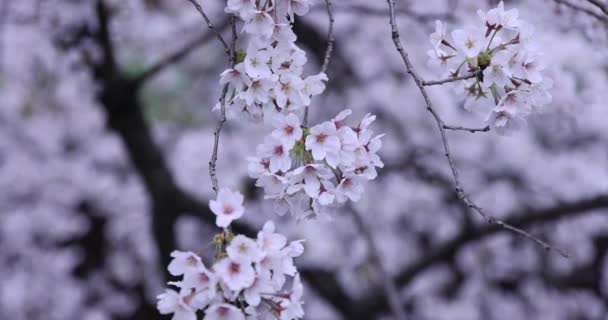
[248,110,384,219]
[157,188,305,320]
[427,1,552,135]
[218,0,384,218]
[217,0,327,122]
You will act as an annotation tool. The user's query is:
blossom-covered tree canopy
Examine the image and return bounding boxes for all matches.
[1,0,607,319]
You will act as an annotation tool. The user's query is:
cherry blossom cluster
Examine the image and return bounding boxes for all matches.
[157,188,305,320]
[427,1,552,135]
[248,110,384,218]
[218,0,326,122]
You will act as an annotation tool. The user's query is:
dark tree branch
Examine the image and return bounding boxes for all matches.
[386,0,567,257]
[442,124,490,133]
[553,0,608,24]
[586,0,608,15]
[358,194,608,318]
[395,194,608,287]
[132,19,230,88]
[88,4,359,319]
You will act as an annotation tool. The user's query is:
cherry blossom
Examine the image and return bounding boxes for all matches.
[256,135,292,174]
[209,188,245,228]
[272,113,303,148]
[157,219,304,319]
[156,289,197,320]
[305,122,341,167]
[428,0,551,135]
[226,235,264,263]
[204,303,245,320]
[214,257,256,292]
[168,251,204,276]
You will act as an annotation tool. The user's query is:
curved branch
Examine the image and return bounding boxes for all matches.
[395,194,608,287]
[320,0,335,74]
[587,0,608,15]
[385,0,567,257]
[358,194,608,318]
[304,0,335,126]
[553,0,608,24]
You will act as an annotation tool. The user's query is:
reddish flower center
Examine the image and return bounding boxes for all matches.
[285,126,294,134]
[261,159,270,169]
[343,178,352,187]
[186,255,198,265]
[223,205,234,215]
[198,272,209,284]
[316,134,327,143]
[218,306,229,316]
[229,262,240,274]
[274,145,284,155]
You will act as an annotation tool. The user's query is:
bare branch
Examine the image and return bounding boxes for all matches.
[209,85,229,194]
[385,0,568,258]
[304,0,335,127]
[230,15,238,62]
[349,206,408,320]
[185,0,231,57]
[422,71,480,86]
[553,0,608,24]
[352,194,608,317]
[320,0,335,74]
[442,124,490,133]
[394,194,608,288]
[587,0,608,15]
[208,16,238,194]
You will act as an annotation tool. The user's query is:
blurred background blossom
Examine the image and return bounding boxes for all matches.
[0,0,607,319]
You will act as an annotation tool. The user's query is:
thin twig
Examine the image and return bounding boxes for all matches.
[553,0,608,24]
[587,0,608,15]
[304,0,335,127]
[385,0,569,258]
[186,0,231,57]
[320,0,335,74]
[209,84,229,193]
[349,206,408,320]
[422,71,480,86]
[207,14,237,194]
[442,124,490,133]
[229,15,238,63]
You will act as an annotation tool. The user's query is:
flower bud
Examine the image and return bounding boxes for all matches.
[478,51,492,69]
[235,49,246,64]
